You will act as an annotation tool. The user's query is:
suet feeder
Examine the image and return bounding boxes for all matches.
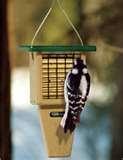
[20,45,96,158]
[20,0,96,159]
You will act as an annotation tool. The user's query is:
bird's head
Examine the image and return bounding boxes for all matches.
[74,58,85,68]
[71,58,87,75]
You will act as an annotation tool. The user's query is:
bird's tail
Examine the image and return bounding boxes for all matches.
[60,104,69,128]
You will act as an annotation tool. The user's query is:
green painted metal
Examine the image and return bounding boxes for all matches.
[19,45,96,53]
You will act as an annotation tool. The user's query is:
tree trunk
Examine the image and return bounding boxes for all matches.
[0,0,11,159]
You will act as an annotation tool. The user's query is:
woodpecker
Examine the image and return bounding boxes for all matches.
[60,58,91,133]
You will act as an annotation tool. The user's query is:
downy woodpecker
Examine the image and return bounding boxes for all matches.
[60,58,91,133]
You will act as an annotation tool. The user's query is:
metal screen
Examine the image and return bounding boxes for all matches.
[42,54,81,99]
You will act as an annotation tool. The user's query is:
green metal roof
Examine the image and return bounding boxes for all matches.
[19,45,96,53]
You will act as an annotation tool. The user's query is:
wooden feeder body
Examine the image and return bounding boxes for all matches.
[30,52,84,157]
[30,53,85,106]
[20,45,96,158]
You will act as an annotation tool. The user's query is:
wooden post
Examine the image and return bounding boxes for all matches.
[0,0,11,159]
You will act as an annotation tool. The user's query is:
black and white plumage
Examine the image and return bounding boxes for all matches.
[60,58,91,133]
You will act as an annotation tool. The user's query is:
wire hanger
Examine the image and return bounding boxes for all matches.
[31,0,84,47]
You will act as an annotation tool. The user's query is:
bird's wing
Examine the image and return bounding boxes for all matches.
[79,72,90,99]
[60,71,71,128]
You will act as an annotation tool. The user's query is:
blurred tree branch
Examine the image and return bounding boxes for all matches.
[0,0,11,159]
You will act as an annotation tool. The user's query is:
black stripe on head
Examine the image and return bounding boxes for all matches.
[73,58,86,71]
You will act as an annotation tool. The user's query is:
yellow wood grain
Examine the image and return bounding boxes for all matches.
[29,53,86,157]
[29,53,86,105]
[29,54,43,104]
[38,107,74,157]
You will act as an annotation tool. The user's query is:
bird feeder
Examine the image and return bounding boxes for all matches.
[20,45,96,158]
[20,0,96,158]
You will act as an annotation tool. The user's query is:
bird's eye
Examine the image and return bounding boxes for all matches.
[72,68,78,75]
